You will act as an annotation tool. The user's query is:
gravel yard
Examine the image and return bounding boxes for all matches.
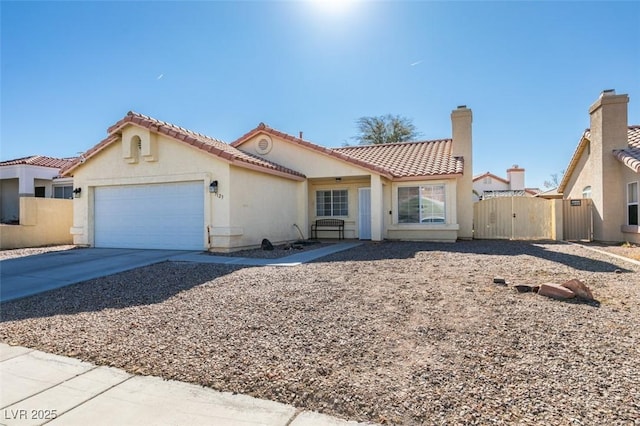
[1,240,639,425]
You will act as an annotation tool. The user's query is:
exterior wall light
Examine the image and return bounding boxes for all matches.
[209,180,219,193]
[73,187,82,198]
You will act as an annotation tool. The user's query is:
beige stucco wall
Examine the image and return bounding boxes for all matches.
[70,126,234,249]
[225,166,302,249]
[241,134,372,179]
[0,198,73,249]
[69,125,305,250]
[451,107,473,239]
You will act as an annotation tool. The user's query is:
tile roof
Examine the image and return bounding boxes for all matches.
[559,126,640,192]
[0,155,76,169]
[612,126,640,172]
[231,123,395,178]
[62,112,305,180]
[233,123,463,179]
[334,140,463,178]
[472,172,510,184]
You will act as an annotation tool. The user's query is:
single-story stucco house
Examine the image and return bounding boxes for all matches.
[0,155,75,224]
[61,106,473,251]
[558,89,640,243]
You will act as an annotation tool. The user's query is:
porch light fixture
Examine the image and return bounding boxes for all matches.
[335,177,342,182]
[73,187,82,198]
[209,180,219,193]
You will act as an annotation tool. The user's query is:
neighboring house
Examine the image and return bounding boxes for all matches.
[472,166,539,201]
[61,105,473,251]
[535,188,563,200]
[0,155,75,224]
[558,89,640,243]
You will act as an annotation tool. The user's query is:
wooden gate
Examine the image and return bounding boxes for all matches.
[562,199,593,241]
[473,197,553,240]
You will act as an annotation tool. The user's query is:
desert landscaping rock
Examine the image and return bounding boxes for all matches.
[493,276,507,285]
[1,240,639,425]
[513,284,538,293]
[537,282,576,300]
[561,278,594,301]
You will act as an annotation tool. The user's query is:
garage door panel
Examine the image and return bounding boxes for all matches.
[94,182,204,250]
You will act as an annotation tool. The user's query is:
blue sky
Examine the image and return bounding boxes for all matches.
[1,1,638,189]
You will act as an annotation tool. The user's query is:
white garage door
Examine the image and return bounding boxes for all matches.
[94,182,204,250]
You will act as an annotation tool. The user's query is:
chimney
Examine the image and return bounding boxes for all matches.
[506,165,525,191]
[588,89,629,242]
[451,105,473,239]
[589,89,629,152]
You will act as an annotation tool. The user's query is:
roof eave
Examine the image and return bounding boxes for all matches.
[558,133,589,193]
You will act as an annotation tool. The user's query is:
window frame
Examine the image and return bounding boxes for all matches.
[315,189,348,217]
[628,182,638,226]
[53,185,74,200]
[582,186,592,199]
[397,183,447,224]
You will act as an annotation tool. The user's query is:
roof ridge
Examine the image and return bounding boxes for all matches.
[335,139,452,150]
[126,111,226,144]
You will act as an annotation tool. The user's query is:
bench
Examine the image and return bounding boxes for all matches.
[311,219,345,240]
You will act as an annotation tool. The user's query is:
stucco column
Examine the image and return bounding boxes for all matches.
[371,174,383,241]
[297,180,309,239]
[588,90,628,242]
[18,168,35,196]
[451,106,473,239]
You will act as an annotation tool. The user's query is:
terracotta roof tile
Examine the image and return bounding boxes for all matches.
[0,155,76,169]
[233,124,463,179]
[63,112,305,179]
[334,140,463,178]
[612,126,640,172]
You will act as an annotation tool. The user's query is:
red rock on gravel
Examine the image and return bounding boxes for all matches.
[561,279,594,301]
[538,283,576,300]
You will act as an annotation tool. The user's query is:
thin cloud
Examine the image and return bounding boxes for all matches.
[410,60,424,67]
[156,73,164,80]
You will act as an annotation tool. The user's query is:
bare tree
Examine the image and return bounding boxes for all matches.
[543,171,565,189]
[354,114,419,145]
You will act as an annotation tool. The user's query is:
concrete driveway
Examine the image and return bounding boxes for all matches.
[0,248,196,303]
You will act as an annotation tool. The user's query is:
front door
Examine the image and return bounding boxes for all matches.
[358,188,371,240]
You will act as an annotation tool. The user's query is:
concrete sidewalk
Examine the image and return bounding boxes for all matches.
[0,343,373,426]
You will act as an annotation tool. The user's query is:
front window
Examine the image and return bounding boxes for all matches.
[398,184,446,223]
[316,189,348,217]
[54,185,73,199]
[628,182,638,226]
[582,186,592,198]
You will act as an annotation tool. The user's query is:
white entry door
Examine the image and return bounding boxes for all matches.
[358,187,371,240]
[94,181,204,250]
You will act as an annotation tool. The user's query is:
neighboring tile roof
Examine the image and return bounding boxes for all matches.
[334,140,463,177]
[0,155,76,169]
[472,172,509,184]
[232,123,464,179]
[612,126,640,172]
[62,112,306,180]
[559,126,640,192]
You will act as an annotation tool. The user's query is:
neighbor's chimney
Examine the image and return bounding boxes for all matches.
[507,165,525,191]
